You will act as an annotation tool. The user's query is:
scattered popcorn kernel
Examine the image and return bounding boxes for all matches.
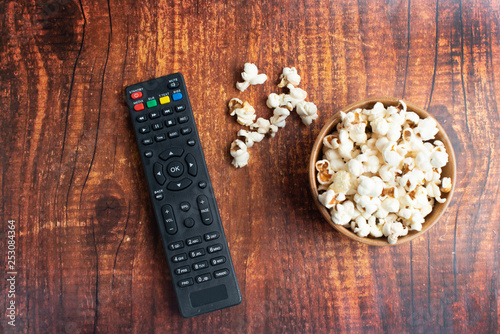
[278,67,301,87]
[230,139,250,168]
[236,63,268,92]
[295,101,318,126]
[270,107,290,128]
[250,117,272,134]
[237,129,265,148]
[228,99,257,126]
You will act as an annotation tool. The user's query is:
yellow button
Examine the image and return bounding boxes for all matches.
[160,96,171,104]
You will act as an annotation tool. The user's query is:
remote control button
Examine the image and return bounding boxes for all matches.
[198,181,207,189]
[168,130,180,138]
[160,95,171,104]
[210,256,226,266]
[161,204,178,235]
[139,126,150,134]
[165,119,176,127]
[214,268,230,279]
[207,244,223,254]
[134,103,144,111]
[184,218,195,228]
[195,273,212,284]
[189,248,206,258]
[187,139,196,146]
[142,138,153,145]
[154,193,164,200]
[146,99,157,108]
[130,91,143,99]
[149,111,160,119]
[192,261,209,271]
[159,147,184,160]
[178,278,193,288]
[152,122,163,131]
[175,104,186,112]
[172,92,183,101]
[181,127,192,135]
[144,151,153,158]
[153,162,166,185]
[172,253,187,263]
[168,241,184,250]
[186,236,202,246]
[179,202,191,211]
[155,134,166,142]
[204,232,220,241]
[167,178,192,191]
[168,81,180,89]
[185,154,197,176]
[162,108,173,116]
[136,115,148,122]
[175,265,191,275]
[167,161,184,178]
[178,116,189,123]
[197,195,213,225]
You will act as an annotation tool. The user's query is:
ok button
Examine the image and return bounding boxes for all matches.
[167,161,184,178]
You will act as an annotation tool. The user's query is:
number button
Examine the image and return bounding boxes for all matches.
[168,241,184,250]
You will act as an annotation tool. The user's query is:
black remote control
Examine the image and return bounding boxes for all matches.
[124,73,241,318]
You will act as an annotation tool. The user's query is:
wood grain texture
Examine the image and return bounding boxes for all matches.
[0,0,498,333]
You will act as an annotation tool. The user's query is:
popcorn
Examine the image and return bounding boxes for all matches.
[236,63,268,92]
[237,129,265,148]
[250,117,273,134]
[316,101,453,244]
[295,101,318,126]
[315,160,334,185]
[318,189,346,209]
[441,177,452,193]
[415,117,438,140]
[228,98,256,126]
[230,139,250,168]
[270,107,290,128]
[278,67,301,87]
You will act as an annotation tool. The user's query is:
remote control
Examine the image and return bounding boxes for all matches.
[124,73,241,318]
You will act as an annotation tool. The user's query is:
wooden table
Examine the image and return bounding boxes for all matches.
[1,0,498,333]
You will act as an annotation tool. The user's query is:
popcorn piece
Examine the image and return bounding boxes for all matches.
[278,67,301,87]
[295,101,318,126]
[415,117,438,141]
[441,177,452,193]
[237,129,265,148]
[382,221,408,245]
[250,117,272,134]
[230,139,250,168]
[286,84,307,108]
[318,189,346,209]
[315,159,334,185]
[228,99,256,126]
[430,148,449,168]
[353,216,371,237]
[270,107,290,128]
[331,170,352,194]
[357,176,384,198]
[331,203,352,225]
[236,63,268,92]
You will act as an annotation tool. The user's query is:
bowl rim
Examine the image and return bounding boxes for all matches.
[308,97,457,246]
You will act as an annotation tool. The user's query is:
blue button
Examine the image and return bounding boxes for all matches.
[172,92,183,101]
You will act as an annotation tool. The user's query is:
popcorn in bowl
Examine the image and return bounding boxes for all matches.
[315,101,453,244]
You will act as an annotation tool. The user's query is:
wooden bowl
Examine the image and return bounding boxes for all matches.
[308,97,457,246]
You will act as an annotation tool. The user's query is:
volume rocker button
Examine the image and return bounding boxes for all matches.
[161,205,178,235]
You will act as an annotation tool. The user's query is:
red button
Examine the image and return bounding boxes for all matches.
[134,103,145,111]
[131,91,143,99]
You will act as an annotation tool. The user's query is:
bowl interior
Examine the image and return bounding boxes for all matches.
[309,97,457,246]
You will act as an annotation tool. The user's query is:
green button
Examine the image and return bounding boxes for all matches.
[146,99,157,108]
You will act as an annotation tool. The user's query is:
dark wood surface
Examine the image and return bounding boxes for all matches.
[1,0,499,333]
